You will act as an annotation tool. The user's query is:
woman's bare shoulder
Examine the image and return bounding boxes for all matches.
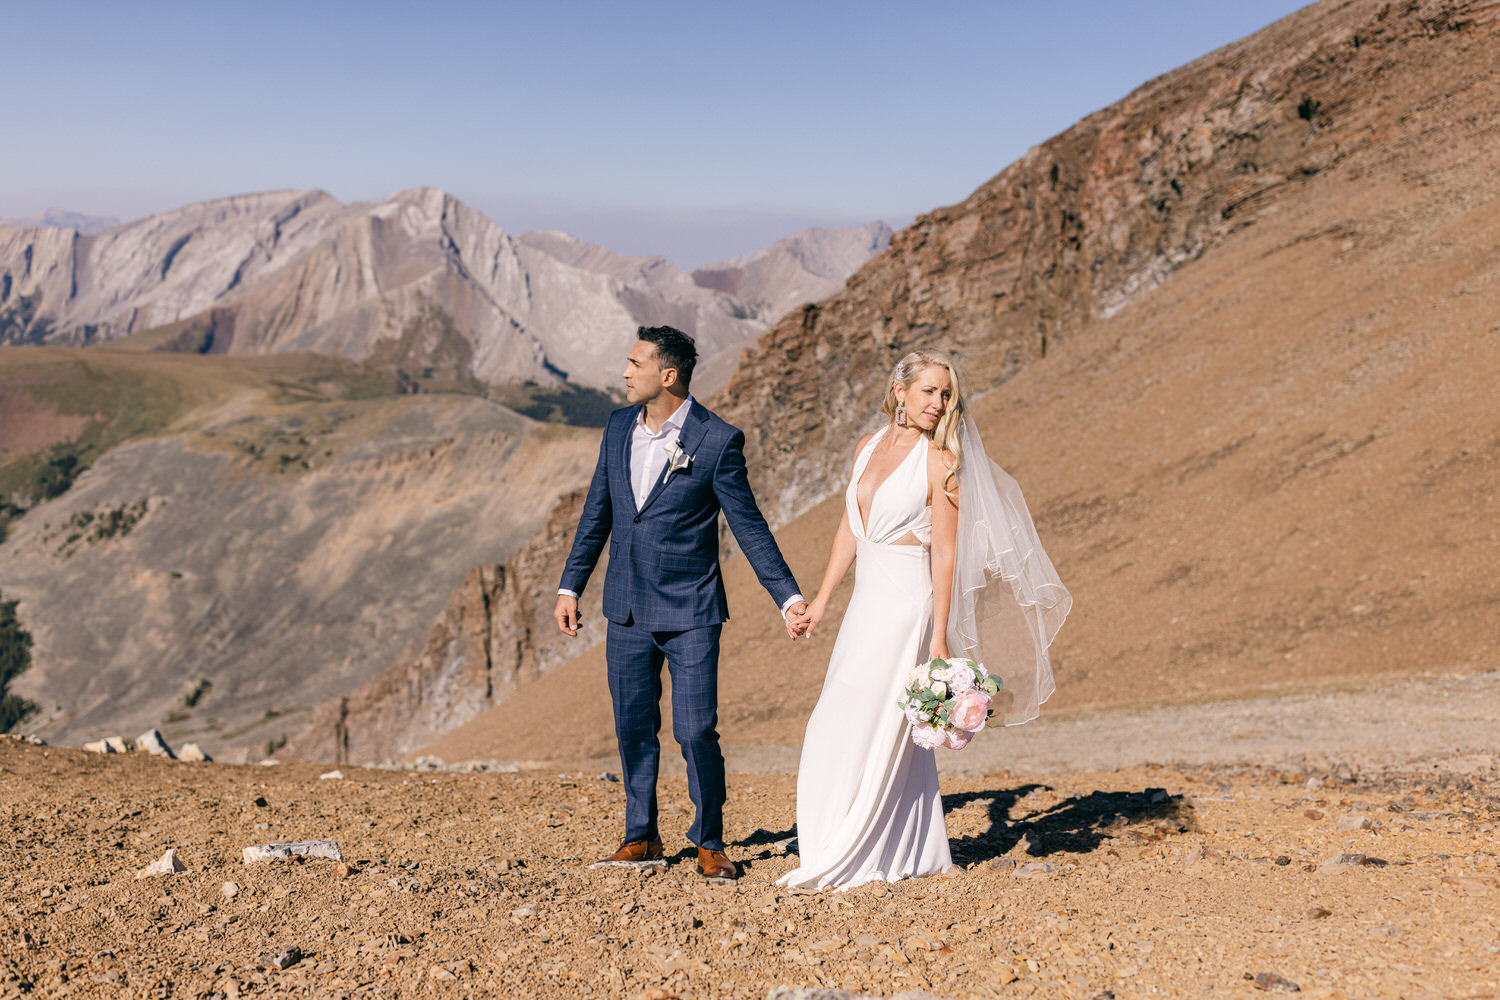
[850,432,876,472]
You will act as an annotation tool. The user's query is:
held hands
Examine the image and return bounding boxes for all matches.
[554,594,581,636]
[785,598,824,640]
[783,600,809,640]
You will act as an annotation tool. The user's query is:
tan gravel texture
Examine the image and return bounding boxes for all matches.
[4,738,1497,1000]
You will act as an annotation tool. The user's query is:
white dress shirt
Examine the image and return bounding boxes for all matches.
[632,395,695,508]
[559,395,803,617]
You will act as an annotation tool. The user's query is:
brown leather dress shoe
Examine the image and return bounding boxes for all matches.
[589,838,665,869]
[696,847,739,880]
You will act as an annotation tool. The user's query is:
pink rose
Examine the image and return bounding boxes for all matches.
[910,723,946,750]
[949,690,991,733]
[943,728,974,750]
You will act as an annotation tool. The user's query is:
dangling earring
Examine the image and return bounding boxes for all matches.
[895,402,907,426]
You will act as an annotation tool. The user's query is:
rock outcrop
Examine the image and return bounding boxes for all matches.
[0,190,887,395]
[716,0,1492,525]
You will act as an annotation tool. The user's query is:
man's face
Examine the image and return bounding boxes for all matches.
[623,340,664,405]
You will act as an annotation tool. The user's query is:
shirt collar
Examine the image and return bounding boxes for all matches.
[638,395,694,436]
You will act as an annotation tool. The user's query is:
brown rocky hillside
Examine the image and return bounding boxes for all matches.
[416,0,1500,767]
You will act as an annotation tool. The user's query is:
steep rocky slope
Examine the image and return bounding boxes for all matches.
[418,0,1500,766]
[0,191,886,395]
[0,345,599,756]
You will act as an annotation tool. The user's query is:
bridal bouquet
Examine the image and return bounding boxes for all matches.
[899,657,1003,751]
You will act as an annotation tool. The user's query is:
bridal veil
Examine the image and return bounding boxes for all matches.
[946,412,1071,725]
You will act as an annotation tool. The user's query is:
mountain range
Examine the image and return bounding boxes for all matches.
[0,191,887,397]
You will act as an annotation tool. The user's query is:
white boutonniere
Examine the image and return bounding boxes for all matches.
[665,438,692,476]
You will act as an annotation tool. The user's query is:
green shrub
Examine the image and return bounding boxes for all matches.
[0,592,38,733]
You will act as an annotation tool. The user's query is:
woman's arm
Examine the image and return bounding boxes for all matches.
[928,445,959,659]
[798,434,872,637]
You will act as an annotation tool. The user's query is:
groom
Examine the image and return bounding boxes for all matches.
[554,325,805,880]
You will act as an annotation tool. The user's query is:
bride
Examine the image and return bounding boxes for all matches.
[779,349,1071,891]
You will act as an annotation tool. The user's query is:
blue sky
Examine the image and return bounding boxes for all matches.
[1,1,1309,266]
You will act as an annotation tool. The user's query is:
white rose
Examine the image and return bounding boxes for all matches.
[944,666,975,694]
[930,680,949,699]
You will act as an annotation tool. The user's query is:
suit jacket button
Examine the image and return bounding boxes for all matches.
[633,514,641,523]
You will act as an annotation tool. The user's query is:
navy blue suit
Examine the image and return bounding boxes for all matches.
[559,401,800,850]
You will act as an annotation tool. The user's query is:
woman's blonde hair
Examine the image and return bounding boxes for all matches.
[880,348,966,495]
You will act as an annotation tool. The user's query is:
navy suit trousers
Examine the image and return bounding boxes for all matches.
[606,619,725,850]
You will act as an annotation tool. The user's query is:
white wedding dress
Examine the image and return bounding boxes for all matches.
[777,427,954,890]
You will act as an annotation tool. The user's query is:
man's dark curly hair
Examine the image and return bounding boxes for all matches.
[637,325,698,388]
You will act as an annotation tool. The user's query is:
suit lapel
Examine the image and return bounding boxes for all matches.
[619,405,642,513]
[636,402,708,519]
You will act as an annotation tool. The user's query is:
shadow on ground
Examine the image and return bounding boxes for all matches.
[727,785,1196,872]
[944,784,1196,865]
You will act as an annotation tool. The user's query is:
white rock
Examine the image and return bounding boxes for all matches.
[104,736,129,753]
[242,840,344,864]
[1336,814,1374,831]
[222,881,240,898]
[319,770,344,780]
[177,743,211,762]
[136,848,188,878]
[83,740,117,754]
[136,730,176,759]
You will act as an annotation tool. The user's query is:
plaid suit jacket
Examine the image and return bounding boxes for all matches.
[558,401,799,631]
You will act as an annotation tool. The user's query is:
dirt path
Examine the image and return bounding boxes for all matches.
[439,671,1500,786]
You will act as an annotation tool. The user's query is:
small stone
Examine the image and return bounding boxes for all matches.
[252,796,269,808]
[1013,861,1055,878]
[222,881,239,898]
[104,736,129,753]
[1252,971,1300,991]
[1303,809,1324,820]
[261,947,301,971]
[319,770,344,780]
[136,848,188,878]
[1275,856,1291,866]
[178,743,211,762]
[1017,829,1043,854]
[242,840,343,864]
[988,857,1018,871]
[1366,925,1402,937]
[510,905,537,918]
[83,739,117,754]
[1441,874,1500,894]
[136,729,176,759]
[331,862,352,879]
[595,771,619,782]
[1318,852,1367,871]
[1307,906,1332,919]
[1336,814,1373,831]
[428,966,458,982]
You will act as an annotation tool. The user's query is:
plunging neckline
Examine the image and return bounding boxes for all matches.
[854,430,926,536]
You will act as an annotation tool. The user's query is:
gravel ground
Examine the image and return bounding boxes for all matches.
[3,692,1498,1000]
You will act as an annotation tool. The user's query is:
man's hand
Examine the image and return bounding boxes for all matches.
[554,594,581,636]
[783,600,809,640]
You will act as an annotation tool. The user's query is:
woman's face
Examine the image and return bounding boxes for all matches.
[899,364,953,431]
